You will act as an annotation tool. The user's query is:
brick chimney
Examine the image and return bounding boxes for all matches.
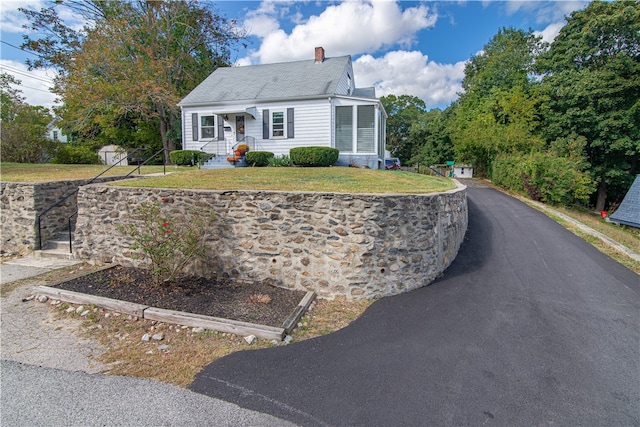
[315,46,325,63]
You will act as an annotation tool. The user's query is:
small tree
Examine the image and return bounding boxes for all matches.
[117,199,213,285]
[0,73,57,163]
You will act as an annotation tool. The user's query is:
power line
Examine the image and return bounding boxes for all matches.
[0,64,55,84]
[1,40,41,57]
[12,82,54,94]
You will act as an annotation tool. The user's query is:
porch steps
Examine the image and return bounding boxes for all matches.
[200,155,234,169]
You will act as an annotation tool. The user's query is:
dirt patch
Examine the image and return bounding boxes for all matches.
[51,266,307,327]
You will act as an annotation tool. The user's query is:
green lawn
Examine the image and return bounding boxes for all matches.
[0,163,455,194]
[112,167,456,194]
[0,162,179,182]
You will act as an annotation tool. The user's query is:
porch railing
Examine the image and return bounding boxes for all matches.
[233,135,256,152]
[199,139,226,156]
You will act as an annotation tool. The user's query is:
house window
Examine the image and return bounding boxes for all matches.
[357,105,375,153]
[201,115,215,139]
[52,130,59,141]
[335,106,353,152]
[272,111,285,137]
[335,105,376,153]
[262,108,294,139]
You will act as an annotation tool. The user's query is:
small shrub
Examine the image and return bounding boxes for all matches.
[169,150,213,166]
[51,144,101,164]
[268,154,293,167]
[116,199,214,285]
[248,293,272,304]
[245,151,274,167]
[290,146,339,167]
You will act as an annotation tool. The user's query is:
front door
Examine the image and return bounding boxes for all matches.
[236,116,245,142]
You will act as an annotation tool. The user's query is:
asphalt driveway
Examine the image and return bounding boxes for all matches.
[190,185,639,426]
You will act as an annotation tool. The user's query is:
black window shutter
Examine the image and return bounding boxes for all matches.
[192,113,198,141]
[287,108,294,139]
[263,109,270,139]
[217,115,224,140]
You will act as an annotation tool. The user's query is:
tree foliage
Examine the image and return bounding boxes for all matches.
[384,2,636,210]
[21,0,245,163]
[535,0,640,210]
[410,108,453,166]
[381,94,427,163]
[0,73,57,163]
[450,28,545,176]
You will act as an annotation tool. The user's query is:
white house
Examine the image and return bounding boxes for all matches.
[46,119,68,143]
[178,47,387,169]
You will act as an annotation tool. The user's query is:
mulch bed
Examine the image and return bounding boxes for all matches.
[52,265,307,328]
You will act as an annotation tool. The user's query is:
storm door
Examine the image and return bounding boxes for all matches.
[236,116,245,141]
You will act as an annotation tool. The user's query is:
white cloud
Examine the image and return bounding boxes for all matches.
[240,0,437,64]
[505,0,588,24]
[243,13,281,38]
[353,51,467,109]
[535,22,564,44]
[0,60,58,109]
[0,0,44,33]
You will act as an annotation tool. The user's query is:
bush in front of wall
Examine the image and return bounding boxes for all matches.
[51,144,101,164]
[116,199,214,285]
[245,151,274,167]
[169,150,213,166]
[290,146,339,167]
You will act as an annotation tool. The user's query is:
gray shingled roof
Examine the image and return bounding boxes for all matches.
[179,56,351,106]
[609,175,640,228]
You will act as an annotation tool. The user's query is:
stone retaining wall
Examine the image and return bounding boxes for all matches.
[1,177,127,255]
[73,183,467,299]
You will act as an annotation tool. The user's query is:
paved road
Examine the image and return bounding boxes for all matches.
[0,360,295,427]
[190,185,639,426]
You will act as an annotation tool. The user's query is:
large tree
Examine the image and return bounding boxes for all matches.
[21,0,245,163]
[0,73,56,163]
[381,94,427,163]
[410,108,454,166]
[536,0,640,211]
[450,28,545,176]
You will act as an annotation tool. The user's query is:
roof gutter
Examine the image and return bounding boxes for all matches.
[178,93,383,109]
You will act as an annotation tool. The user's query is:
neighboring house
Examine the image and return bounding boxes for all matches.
[609,174,640,228]
[178,47,387,169]
[46,119,68,143]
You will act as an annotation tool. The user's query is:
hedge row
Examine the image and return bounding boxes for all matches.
[245,151,274,167]
[492,152,594,205]
[290,146,339,167]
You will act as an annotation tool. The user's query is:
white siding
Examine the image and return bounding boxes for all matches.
[180,107,231,154]
[335,60,354,96]
[252,99,332,156]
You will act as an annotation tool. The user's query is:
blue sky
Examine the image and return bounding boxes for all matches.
[0,1,589,110]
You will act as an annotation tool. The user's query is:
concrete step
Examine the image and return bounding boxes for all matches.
[201,156,234,169]
[39,231,75,259]
[34,247,75,260]
[43,238,72,251]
